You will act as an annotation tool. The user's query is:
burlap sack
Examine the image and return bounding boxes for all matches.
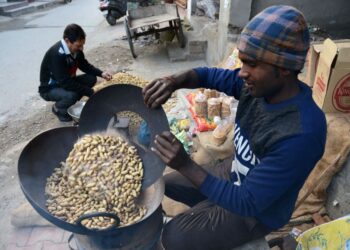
[292,113,350,219]
[267,113,350,241]
[162,128,235,217]
[196,129,235,161]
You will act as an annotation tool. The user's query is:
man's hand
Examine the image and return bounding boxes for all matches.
[101,71,113,81]
[142,77,176,109]
[151,131,190,171]
[151,131,208,187]
[142,70,200,109]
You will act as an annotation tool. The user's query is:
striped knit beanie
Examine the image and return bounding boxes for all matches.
[237,5,310,71]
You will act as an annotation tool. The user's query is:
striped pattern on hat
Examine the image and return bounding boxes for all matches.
[237,5,310,71]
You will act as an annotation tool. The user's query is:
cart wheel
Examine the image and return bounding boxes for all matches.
[175,19,185,48]
[124,19,137,58]
[172,21,180,44]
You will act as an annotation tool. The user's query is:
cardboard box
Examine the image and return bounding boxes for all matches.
[218,48,242,70]
[300,43,323,87]
[312,39,350,113]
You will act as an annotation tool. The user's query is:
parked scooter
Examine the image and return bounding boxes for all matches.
[99,0,126,26]
[99,0,152,26]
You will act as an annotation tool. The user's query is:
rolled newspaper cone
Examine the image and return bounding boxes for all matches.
[194,92,207,118]
[212,124,227,146]
[207,98,221,119]
[211,120,233,146]
[221,96,234,118]
[204,89,219,99]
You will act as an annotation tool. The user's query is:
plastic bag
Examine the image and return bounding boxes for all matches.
[137,121,150,147]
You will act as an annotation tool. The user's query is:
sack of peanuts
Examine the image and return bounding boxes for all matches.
[45,133,147,230]
[207,98,222,119]
[194,92,208,118]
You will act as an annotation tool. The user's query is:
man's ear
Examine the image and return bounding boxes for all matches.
[64,38,71,45]
[280,68,292,76]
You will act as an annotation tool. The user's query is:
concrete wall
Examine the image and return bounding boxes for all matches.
[202,0,240,65]
[206,0,350,65]
[229,0,251,28]
[229,0,350,38]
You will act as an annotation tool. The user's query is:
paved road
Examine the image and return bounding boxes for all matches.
[0,0,121,123]
[0,3,209,248]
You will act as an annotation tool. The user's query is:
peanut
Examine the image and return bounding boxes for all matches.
[45,134,147,229]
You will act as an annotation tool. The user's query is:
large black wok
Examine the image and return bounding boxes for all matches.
[18,84,169,235]
[79,84,169,188]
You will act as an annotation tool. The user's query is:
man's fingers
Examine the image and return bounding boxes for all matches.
[155,134,173,150]
[161,131,177,142]
[102,71,112,80]
[142,79,157,96]
[151,146,170,164]
[147,81,167,103]
[154,136,176,160]
[142,80,158,104]
[150,92,171,109]
[143,80,163,106]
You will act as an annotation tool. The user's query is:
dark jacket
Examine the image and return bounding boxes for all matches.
[39,40,102,96]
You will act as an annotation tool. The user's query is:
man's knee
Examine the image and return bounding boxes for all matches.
[77,74,97,88]
[162,220,190,250]
[163,171,207,207]
[40,93,51,102]
[64,92,80,103]
[87,75,97,84]
[55,92,80,109]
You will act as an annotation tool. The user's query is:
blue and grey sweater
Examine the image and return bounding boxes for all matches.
[194,67,327,230]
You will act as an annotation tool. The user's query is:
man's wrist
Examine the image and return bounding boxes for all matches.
[169,69,199,90]
[177,161,208,188]
[164,76,179,92]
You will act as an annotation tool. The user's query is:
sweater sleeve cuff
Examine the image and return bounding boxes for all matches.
[193,67,208,88]
[97,69,103,77]
[199,173,217,197]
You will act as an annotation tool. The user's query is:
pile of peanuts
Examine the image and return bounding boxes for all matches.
[117,111,143,136]
[45,134,147,229]
[93,72,178,113]
[93,72,149,92]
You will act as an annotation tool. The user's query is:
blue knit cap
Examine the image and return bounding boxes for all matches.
[237,5,310,71]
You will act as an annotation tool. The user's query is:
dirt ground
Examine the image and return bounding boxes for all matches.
[0,39,135,247]
[0,31,206,247]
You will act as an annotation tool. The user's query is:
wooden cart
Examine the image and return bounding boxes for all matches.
[124,3,185,58]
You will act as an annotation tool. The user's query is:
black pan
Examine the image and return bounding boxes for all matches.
[18,126,165,235]
[79,84,169,188]
[18,84,169,234]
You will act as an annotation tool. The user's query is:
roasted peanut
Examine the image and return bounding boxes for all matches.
[45,133,147,229]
